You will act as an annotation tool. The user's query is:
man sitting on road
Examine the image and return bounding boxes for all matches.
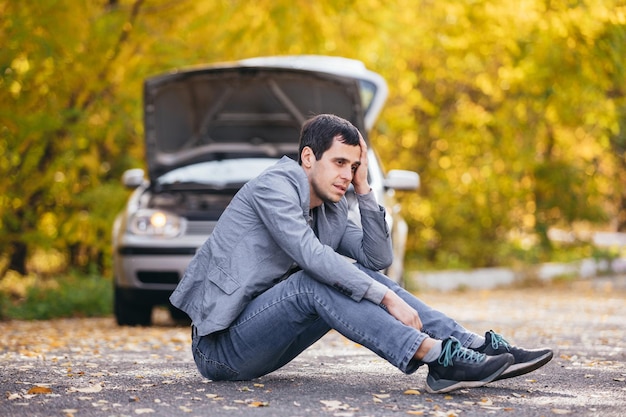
[170,113,553,394]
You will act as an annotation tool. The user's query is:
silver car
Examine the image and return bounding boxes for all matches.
[112,55,419,326]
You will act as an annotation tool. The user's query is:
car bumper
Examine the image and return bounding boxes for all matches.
[113,234,207,291]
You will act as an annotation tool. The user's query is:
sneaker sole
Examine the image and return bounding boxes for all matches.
[494,351,554,381]
[425,357,514,394]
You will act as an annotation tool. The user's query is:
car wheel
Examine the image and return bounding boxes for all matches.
[168,303,191,324]
[114,285,152,326]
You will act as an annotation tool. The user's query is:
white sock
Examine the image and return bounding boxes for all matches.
[422,340,442,363]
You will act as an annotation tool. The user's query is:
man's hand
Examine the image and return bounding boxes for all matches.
[352,134,371,195]
[381,290,423,330]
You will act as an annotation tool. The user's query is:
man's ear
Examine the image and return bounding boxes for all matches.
[300,146,315,168]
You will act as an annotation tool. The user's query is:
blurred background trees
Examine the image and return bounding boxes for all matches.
[1,0,625,278]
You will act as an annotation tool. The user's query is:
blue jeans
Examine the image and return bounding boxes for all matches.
[191,264,479,381]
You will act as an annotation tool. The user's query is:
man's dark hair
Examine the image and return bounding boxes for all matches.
[297,114,361,164]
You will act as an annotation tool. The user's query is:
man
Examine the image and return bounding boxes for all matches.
[170,114,553,394]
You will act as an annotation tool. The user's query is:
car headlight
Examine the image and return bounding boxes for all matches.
[127,209,186,237]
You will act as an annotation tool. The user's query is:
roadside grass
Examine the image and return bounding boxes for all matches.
[0,271,112,321]
[406,239,622,272]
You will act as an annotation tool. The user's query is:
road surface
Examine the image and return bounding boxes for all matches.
[1,276,625,416]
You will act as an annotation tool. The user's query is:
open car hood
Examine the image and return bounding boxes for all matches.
[143,56,388,181]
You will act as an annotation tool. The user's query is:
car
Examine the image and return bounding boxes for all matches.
[112,55,420,326]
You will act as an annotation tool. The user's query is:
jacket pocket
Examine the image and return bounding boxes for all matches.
[207,266,240,295]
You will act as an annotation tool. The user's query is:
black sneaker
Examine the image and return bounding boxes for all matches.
[476,330,553,381]
[425,337,514,394]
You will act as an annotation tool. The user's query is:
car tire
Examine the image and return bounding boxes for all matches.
[114,285,153,326]
[168,303,191,324]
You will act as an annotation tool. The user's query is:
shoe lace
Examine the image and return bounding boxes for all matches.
[488,331,512,351]
[438,338,486,367]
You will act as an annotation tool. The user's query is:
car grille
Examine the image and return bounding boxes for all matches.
[137,271,180,284]
[118,247,197,255]
[186,221,216,235]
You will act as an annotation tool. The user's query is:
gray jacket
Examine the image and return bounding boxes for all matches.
[170,156,393,336]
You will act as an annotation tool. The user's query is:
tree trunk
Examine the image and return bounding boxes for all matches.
[8,241,28,275]
[617,173,626,232]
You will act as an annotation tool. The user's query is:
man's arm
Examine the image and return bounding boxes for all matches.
[337,193,393,270]
[345,136,423,329]
[337,135,393,270]
[249,168,381,304]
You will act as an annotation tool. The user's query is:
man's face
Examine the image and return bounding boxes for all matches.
[304,137,361,207]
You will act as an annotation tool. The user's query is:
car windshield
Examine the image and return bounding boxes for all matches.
[156,158,279,188]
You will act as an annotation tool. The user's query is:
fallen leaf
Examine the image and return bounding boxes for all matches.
[28,386,53,395]
[403,389,421,395]
[407,411,424,415]
[69,384,102,393]
[320,400,350,411]
[135,408,155,414]
[248,401,269,407]
[373,393,390,399]
[551,409,571,415]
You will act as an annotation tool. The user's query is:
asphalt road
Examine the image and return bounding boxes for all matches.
[1,276,625,417]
